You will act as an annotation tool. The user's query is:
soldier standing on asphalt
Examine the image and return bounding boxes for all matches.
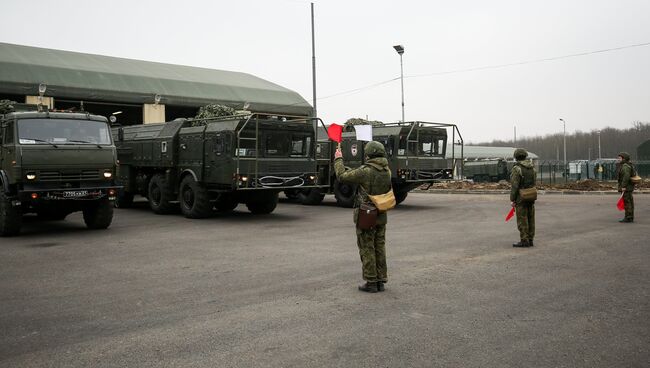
[510,148,537,247]
[617,152,635,223]
[334,141,392,293]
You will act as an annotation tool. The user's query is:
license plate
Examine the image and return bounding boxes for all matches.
[63,190,89,198]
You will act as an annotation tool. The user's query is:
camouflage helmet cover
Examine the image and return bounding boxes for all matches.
[364,141,386,158]
[513,148,528,160]
[618,152,631,161]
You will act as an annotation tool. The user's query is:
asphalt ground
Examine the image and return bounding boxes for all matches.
[1,193,648,368]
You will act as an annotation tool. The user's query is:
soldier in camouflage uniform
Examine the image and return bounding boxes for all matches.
[334,141,392,293]
[510,148,537,247]
[617,152,635,223]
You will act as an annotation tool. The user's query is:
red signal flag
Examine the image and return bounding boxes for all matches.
[617,194,625,211]
[505,207,515,222]
[327,123,343,143]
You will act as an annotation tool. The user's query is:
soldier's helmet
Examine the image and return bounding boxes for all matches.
[513,148,528,160]
[618,152,631,161]
[364,141,386,158]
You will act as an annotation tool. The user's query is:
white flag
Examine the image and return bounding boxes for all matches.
[354,125,373,142]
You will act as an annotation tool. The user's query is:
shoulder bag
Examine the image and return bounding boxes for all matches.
[357,203,378,230]
[368,189,396,212]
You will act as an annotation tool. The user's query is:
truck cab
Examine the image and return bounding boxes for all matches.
[0,111,119,236]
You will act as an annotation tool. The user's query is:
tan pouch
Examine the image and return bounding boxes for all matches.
[631,175,642,185]
[519,187,538,202]
[357,203,378,230]
[368,189,397,212]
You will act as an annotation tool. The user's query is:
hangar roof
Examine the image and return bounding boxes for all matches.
[0,43,312,116]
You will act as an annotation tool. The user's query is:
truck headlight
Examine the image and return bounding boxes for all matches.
[103,171,113,179]
[26,173,37,180]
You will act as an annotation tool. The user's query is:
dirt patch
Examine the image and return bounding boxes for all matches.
[423,179,650,192]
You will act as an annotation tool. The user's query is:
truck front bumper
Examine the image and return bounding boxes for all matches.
[16,186,120,203]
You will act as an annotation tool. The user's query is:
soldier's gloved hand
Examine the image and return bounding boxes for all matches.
[511,201,516,207]
[334,147,343,159]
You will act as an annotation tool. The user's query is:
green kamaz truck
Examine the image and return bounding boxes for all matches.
[1,108,119,236]
[288,121,461,207]
[112,113,320,218]
[463,159,512,182]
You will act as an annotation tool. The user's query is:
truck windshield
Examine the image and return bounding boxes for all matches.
[17,119,112,146]
[264,132,312,157]
[398,134,445,156]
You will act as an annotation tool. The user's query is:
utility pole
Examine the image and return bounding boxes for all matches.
[393,45,405,122]
[560,119,567,180]
[514,125,517,146]
[597,130,601,160]
[310,3,317,118]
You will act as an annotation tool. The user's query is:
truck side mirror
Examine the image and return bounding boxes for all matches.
[118,127,124,142]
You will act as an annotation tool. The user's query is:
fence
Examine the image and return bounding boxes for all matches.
[536,160,650,184]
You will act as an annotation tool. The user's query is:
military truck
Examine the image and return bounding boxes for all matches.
[112,113,320,218]
[463,159,511,182]
[0,108,119,236]
[289,121,460,207]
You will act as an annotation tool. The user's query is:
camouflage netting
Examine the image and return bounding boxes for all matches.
[343,118,384,132]
[0,99,17,114]
[191,104,250,126]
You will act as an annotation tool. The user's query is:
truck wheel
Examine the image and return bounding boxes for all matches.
[148,174,175,214]
[334,180,356,208]
[114,190,134,208]
[0,191,22,237]
[83,199,114,230]
[246,192,279,214]
[215,195,239,212]
[179,176,212,219]
[298,188,325,205]
[395,191,408,205]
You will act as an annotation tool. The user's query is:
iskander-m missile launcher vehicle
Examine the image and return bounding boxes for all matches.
[112,113,320,218]
[0,105,119,236]
[288,121,461,207]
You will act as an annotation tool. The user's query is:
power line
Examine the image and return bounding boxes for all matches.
[408,41,650,79]
[318,41,650,102]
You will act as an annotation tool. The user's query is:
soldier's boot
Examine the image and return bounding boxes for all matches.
[358,282,378,293]
[618,218,633,223]
[377,281,385,292]
[512,240,531,248]
[529,240,534,247]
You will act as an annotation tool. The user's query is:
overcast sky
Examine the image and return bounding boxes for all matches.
[2,0,649,142]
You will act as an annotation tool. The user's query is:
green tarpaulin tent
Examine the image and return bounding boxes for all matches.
[0,42,312,116]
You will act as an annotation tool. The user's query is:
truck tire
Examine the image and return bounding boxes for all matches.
[246,192,278,214]
[395,191,408,205]
[148,174,175,214]
[114,190,134,208]
[83,198,114,230]
[298,188,325,205]
[215,195,239,212]
[0,191,22,236]
[334,180,356,208]
[179,176,212,219]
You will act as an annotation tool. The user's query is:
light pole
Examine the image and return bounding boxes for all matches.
[393,45,405,122]
[597,130,601,160]
[560,119,567,180]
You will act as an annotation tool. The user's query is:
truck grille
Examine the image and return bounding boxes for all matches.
[39,170,100,181]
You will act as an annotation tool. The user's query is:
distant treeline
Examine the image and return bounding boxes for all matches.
[474,122,650,161]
